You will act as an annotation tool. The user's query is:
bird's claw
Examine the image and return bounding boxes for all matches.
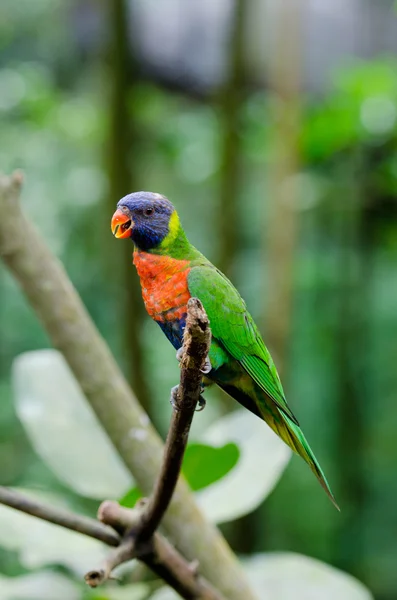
[196,395,206,411]
[201,356,212,374]
[170,385,206,412]
[177,348,211,375]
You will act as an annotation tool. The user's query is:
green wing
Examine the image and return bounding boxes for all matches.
[188,265,299,425]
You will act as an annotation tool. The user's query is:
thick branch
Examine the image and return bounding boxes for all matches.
[0,173,256,600]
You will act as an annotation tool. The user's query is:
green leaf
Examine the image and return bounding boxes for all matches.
[120,443,239,506]
[119,487,142,508]
[182,442,240,491]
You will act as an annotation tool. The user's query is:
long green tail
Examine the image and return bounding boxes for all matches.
[278,414,340,510]
[248,384,339,510]
[215,379,339,509]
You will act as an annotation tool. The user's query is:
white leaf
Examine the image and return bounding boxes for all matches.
[244,553,374,600]
[105,583,151,600]
[149,588,178,600]
[195,410,291,523]
[12,350,133,499]
[0,572,80,600]
[149,553,373,600]
[0,490,105,575]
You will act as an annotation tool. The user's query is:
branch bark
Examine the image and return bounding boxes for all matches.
[0,173,257,600]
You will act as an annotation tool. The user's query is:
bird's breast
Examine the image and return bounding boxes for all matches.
[133,251,191,321]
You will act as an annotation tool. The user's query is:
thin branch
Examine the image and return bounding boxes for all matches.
[0,486,120,546]
[0,172,256,600]
[138,298,211,541]
[85,539,134,587]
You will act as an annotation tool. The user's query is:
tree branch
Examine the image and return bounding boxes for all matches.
[0,488,223,599]
[0,486,120,546]
[138,298,211,541]
[0,300,224,600]
[85,297,216,598]
[97,502,223,600]
[0,172,256,600]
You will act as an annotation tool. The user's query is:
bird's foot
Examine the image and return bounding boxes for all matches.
[170,385,206,412]
[196,395,206,412]
[177,346,211,376]
[201,356,212,375]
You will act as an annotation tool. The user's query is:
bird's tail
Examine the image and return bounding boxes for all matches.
[215,380,339,509]
[273,412,339,510]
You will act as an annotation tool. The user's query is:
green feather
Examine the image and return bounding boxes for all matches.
[187,263,339,510]
[188,265,298,424]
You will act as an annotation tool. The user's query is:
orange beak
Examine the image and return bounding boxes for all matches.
[111,208,133,239]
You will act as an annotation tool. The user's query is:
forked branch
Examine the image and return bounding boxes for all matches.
[0,298,222,600]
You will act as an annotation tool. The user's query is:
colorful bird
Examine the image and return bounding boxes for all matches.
[111,192,338,509]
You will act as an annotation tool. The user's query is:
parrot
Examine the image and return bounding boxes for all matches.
[111,191,339,509]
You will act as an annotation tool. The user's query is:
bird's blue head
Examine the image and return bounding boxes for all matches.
[111,191,177,251]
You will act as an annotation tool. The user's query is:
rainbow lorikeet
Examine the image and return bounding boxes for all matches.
[111,192,338,509]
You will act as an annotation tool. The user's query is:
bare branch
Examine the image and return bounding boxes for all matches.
[0,486,120,547]
[138,298,211,541]
[0,488,225,599]
[85,540,134,587]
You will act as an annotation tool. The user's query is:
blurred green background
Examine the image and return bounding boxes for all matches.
[1,1,397,599]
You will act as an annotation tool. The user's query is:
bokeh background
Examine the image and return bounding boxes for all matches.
[1,1,397,599]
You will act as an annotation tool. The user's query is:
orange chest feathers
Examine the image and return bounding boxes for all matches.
[133,251,191,321]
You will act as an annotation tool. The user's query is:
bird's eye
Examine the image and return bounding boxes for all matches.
[121,206,129,213]
[144,207,154,216]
